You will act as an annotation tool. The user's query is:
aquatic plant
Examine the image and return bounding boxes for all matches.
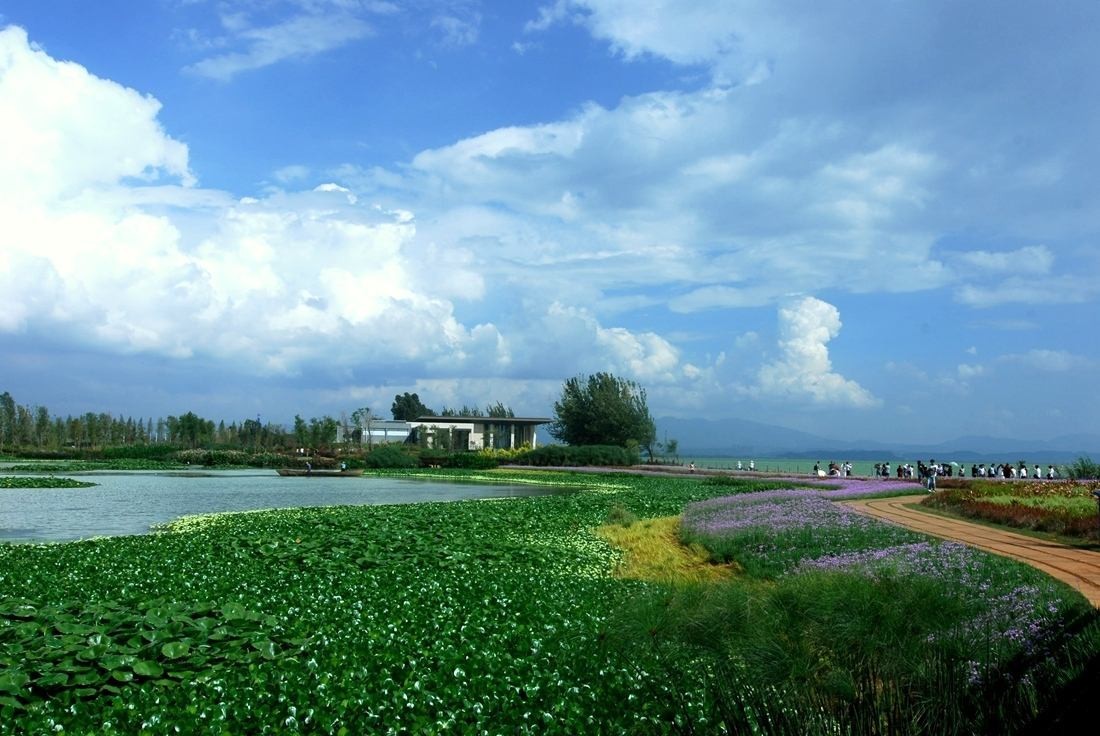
[0,476,95,489]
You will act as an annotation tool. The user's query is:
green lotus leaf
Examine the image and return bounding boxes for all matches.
[54,621,90,636]
[56,660,89,674]
[250,639,277,660]
[220,603,248,621]
[35,672,69,688]
[166,669,196,680]
[99,655,135,671]
[110,669,134,683]
[144,611,168,628]
[133,660,164,678]
[5,605,37,619]
[161,641,191,659]
[0,670,29,693]
[72,670,104,686]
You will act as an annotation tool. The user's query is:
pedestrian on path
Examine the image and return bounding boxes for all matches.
[926,459,937,492]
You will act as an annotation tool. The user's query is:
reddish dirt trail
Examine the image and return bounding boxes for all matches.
[843,494,1100,607]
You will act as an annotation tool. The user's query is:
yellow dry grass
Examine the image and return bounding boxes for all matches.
[596,515,739,584]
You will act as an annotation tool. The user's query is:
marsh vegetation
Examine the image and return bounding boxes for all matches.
[0,470,1096,733]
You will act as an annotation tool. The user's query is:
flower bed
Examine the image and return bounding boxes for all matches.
[662,484,1099,732]
[923,479,1100,541]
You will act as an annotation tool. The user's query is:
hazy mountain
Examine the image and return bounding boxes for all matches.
[657,417,1100,461]
[655,417,877,457]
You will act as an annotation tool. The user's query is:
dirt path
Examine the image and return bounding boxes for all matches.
[844,494,1100,607]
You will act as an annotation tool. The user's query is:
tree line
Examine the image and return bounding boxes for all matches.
[3,373,656,455]
[0,390,519,454]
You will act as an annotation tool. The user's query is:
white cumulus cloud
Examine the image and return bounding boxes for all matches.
[754,297,880,408]
[0,26,688,396]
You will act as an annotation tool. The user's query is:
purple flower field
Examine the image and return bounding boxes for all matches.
[681,480,1083,663]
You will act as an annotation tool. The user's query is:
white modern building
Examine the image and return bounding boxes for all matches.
[406,416,551,451]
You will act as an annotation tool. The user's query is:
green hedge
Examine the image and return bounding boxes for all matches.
[417,449,500,469]
[515,444,636,467]
[101,444,182,460]
[364,444,419,469]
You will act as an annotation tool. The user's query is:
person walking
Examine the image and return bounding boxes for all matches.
[926,459,937,493]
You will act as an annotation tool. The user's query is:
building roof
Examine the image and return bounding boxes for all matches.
[412,416,552,425]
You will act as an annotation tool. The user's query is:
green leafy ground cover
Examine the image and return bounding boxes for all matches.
[0,470,1095,734]
[0,477,95,489]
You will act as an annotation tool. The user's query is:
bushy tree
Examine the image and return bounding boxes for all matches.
[549,373,656,451]
[391,392,433,421]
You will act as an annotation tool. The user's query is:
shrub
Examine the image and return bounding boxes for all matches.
[172,449,255,466]
[515,444,634,467]
[1065,456,1100,480]
[605,503,638,527]
[363,444,418,468]
[442,453,499,470]
[100,444,181,460]
[246,452,296,468]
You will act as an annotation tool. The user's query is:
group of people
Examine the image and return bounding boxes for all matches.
[817,460,1062,484]
[874,461,948,480]
[813,461,852,477]
[967,462,1059,479]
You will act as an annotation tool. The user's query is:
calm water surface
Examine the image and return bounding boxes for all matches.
[0,470,567,543]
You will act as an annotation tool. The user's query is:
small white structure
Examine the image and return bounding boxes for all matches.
[406,416,551,451]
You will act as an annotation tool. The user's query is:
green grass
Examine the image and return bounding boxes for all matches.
[984,494,1098,515]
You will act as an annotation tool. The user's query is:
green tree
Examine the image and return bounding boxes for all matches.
[0,391,15,451]
[440,405,484,417]
[174,412,206,449]
[308,416,339,448]
[293,415,309,447]
[486,402,515,418]
[549,372,656,452]
[391,392,433,421]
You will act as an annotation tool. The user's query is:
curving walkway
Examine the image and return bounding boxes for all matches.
[844,494,1100,607]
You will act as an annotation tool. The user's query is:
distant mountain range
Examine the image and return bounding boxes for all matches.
[656,417,1100,462]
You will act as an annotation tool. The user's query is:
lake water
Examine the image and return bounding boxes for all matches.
[0,470,568,543]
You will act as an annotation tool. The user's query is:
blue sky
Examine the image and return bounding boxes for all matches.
[1,0,1097,446]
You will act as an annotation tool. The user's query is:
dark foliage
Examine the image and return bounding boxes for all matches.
[515,444,637,467]
[549,373,655,451]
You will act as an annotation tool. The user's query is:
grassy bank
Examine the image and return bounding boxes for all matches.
[0,470,1095,733]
